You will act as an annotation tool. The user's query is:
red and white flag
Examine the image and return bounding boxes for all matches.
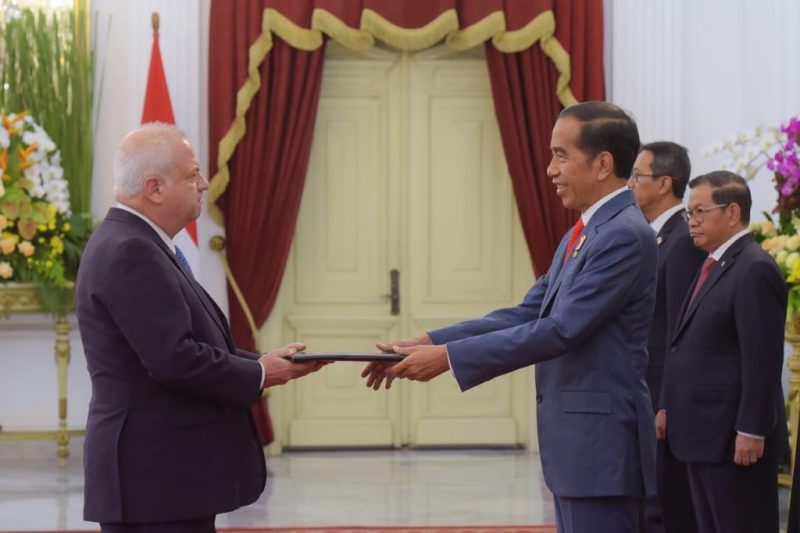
[141,14,199,275]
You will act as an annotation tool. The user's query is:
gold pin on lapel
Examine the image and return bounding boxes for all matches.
[573,234,587,257]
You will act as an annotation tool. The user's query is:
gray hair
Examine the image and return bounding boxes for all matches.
[113,122,186,197]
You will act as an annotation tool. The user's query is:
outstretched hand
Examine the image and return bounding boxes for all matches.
[384,344,450,384]
[259,343,329,388]
[362,333,432,390]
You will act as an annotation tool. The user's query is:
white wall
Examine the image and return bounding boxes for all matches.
[609,0,800,218]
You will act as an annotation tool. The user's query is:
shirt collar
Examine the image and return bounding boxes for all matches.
[709,228,750,261]
[115,203,176,253]
[581,186,629,225]
[650,204,685,234]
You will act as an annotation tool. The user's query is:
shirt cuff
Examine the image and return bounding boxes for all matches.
[259,361,265,389]
[736,431,764,439]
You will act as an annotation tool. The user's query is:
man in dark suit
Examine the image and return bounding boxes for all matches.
[629,142,703,533]
[659,171,787,533]
[76,123,326,533]
[363,102,657,533]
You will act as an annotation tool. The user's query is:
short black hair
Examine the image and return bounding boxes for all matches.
[641,141,691,199]
[559,101,640,180]
[689,171,752,224]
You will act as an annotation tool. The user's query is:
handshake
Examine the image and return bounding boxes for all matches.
[258,332,452,390]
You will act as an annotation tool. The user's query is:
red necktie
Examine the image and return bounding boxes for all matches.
[688,257,717,306]
[564,219,585,263]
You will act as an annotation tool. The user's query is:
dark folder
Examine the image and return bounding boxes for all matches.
[287,351,404,362]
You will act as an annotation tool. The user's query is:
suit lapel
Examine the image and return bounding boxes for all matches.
[540,188,636,317]
[673,235,751,341]
[161,243,233,344]
[107,208,233,345]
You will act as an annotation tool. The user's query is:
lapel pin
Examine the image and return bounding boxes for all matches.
[574,234,587,255]
[656,235,663,245]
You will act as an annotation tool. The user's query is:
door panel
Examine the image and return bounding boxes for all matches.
[407,53,522,446]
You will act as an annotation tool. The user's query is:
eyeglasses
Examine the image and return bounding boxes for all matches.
[682,203,730,223]
[630,171,664,183]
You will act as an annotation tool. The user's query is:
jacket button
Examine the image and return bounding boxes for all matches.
[536,394,543,404]
[670,347,677,353]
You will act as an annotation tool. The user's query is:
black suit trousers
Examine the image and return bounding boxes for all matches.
[686,440,779,533]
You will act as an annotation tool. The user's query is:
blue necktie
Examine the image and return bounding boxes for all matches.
[174,246,194,278]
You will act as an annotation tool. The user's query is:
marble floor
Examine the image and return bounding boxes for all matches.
[0,440,554,531]
[0,440,791,531]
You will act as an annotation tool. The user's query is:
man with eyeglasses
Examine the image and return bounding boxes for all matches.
[629,142,704,533]
[659,171,787,533]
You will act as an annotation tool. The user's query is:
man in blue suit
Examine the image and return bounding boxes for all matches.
[363,102,658,533]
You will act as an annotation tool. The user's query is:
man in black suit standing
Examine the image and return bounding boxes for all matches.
[629,142,703,533]
[659,171,787,533]
[76,123,326,532]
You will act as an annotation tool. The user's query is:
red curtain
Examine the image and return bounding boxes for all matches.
[485,0,604,276]
[209,0,326,444]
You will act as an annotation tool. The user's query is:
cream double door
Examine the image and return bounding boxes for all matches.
[265,43,536,449]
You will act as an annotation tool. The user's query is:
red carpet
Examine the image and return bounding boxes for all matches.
[2,526,556,533]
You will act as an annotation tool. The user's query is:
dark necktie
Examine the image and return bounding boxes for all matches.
[564,219,585,263]
[174,246,194,279]
[688,257,716,306]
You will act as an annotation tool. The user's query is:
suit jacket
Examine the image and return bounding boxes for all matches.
[76,208,266,523]
[645,210,705,411]
[661,234,787,463]
[430,189,658,498]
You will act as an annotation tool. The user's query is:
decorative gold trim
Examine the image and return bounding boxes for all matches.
[445,11,505,51]
[207,7,581,226]
[360,8,458,51]
[0,282,42,317]
[0,283,79,466]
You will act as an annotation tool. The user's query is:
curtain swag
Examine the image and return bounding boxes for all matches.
[207,5,578,224]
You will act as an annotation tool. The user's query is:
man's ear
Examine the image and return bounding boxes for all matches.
[595,151,614,181]
[142,175,164,204]
[658,175,674,196]
[727,202,742,227]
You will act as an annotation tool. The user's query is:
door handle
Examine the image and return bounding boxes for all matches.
[389,269,400,316]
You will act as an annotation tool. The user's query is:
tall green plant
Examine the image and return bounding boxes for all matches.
[0,2,94,216]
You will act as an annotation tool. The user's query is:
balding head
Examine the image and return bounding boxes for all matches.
[113,123,207,237]
[114,122,186,199]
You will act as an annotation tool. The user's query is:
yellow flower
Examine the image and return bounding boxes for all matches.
[0,236,16,255]
[45,260,52,268]
[50,236,64,255]
[761,220,777,236]
[0,261,12,279]
[777,250,789,266]
[17,240,35,257]
[62,222,71,232]
[790,260,800,284]
[787,252,800,270]
[787,235,800,251]
[0,214,6,228]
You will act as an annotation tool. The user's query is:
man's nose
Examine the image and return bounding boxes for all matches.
[197,173,210,191]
